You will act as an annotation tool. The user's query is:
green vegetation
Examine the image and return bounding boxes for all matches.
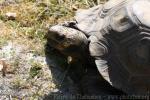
[29,62,43,78]
[0,0,106,55]
[11,76,29,89]
[0,0,106,41]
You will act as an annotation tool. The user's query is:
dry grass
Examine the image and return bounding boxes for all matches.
[0,0,106,55]
[0,0,106,45]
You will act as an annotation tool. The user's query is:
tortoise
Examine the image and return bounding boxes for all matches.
[46,0,150,95]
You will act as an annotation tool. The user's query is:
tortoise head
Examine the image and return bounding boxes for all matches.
[47,25,88,57]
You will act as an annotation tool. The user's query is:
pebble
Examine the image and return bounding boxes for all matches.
[5,12,17,20]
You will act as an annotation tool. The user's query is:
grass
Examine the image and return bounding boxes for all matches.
[11,76,29,90]
[0,37,8,48]
[29,61,43,78]
[0,0,107,56]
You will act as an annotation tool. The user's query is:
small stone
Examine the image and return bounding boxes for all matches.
[0,61,3,71]
[52,89,59,92]
[67,56,72,64]
[6,12,17,20]
[72,4,78,11]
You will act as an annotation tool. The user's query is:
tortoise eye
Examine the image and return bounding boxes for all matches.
[55,34,65,41]
[120,17,128,25]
